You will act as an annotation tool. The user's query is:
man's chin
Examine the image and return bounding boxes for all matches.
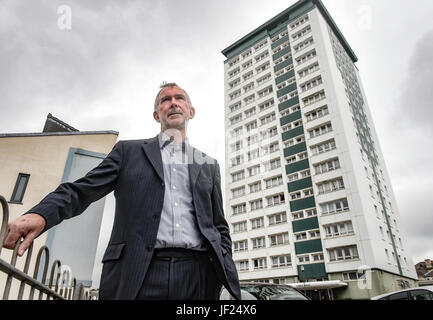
[164,121,186,130]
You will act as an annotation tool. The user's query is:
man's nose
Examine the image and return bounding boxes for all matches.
[170,100,180,108]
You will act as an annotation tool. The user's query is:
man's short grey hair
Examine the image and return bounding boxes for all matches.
[154,82,192,111]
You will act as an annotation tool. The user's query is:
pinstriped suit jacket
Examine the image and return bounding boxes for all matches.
[28,135,241,300]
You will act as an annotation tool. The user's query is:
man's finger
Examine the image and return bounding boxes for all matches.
[18,232,35,257]
[2,226,21,249]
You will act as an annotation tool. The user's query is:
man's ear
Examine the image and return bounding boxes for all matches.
[153,111,160,123]
[189,107,196,120]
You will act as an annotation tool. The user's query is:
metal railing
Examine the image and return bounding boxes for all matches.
[0,195,93,300]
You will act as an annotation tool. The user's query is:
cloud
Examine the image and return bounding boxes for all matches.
[393,28,433,135]
[384,29,433,262]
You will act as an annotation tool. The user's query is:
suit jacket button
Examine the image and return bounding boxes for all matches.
[161,182,165,187]
[146,245,153,251]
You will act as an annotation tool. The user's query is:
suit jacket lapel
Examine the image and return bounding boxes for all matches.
[142,135,164,182]
[188,147,202,187]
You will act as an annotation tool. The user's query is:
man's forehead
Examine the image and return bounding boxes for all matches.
[159,86,186,97]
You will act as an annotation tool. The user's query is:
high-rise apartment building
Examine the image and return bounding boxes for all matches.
[222,0,417,299]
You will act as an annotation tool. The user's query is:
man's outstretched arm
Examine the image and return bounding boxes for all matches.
[2,141,123,256]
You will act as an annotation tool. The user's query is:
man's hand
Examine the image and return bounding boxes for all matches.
[2,213,46,256]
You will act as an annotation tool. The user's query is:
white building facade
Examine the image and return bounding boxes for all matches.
[222,0,417,299]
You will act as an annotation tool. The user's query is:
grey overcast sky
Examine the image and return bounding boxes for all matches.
[1,0,433,279]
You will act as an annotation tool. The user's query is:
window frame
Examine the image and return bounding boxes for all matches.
[10,173,30,204]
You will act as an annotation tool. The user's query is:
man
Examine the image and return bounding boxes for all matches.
[2,82,241,300]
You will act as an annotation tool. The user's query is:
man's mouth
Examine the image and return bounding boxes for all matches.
[168,112,182,117]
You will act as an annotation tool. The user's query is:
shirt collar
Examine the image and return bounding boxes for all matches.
[158,131,190,150]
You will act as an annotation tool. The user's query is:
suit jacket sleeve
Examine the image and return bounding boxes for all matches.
[27,141,123,234]
[211,161,232,255]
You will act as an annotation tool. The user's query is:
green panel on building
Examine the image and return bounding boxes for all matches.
[295,239,323,255]
[277,82,297,98]
[297,263,327,280]
[290,196,315,212]
[280,110,301,126]
[282,125,304,141]
[288,177,312,193]
[278,96,299,112]
[274,57,293,72]
[285,159,310,175]
[292,217,319,233]
[271,34,290,49]
[275,69,295,84]
[283,142,307,158]
[272,45,291,61]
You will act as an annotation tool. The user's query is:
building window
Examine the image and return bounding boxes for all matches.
[232,221,247,233]
[237,260,249,272]
[268,212,287,225]
[231,170,245,183]
[265,175,283,189]
[251,217,265,230]
[309,122,332,138]
[253,257,267,270]
[231,186,245,199]
[267,193,285,207]
[250,199,263,211]
[305,105,329,122]
[324,221,354,238]
[10,173,30,203]
[320,198,349,215]
[232,203,246,215]
[342,271,366,281]
[298,255,310,264]
[248,165,260,177]
[249,181,262,193]
[313,158,340,175]
[233,240,248,252]
[310,139,336,156]
[317,177,345,194]
[328,245,359,262]
[295,232,307,241]
[269,233,289,246]
[312,253,324,262]
[271,255,292,268]
[252,237,266,249]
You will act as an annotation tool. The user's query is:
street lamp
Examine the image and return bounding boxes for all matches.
[301,265,306,296]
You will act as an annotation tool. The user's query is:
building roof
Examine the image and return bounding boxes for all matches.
[43,113,79,133]
[221,0,358,63]
[0,113,119,138]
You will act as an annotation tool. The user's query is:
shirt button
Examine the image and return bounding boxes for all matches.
[172,186,176,190]
[173,168,176,172]
[175,202,178,207]
[176,224,180,228]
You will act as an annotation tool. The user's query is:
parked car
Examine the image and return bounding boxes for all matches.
[220,282,310,300]
[371,286,433,300]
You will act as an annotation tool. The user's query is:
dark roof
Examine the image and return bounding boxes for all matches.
[425,270,433,277]
[42,113,79,133]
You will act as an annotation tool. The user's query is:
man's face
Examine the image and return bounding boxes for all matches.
[153,86,195,132]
